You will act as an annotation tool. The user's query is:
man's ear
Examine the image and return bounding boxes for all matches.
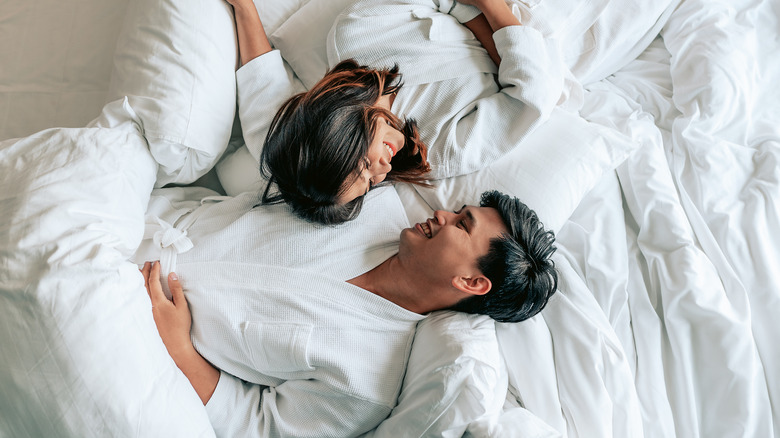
[452,275,491,296]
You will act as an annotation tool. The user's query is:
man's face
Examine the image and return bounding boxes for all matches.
[398,205,509,287]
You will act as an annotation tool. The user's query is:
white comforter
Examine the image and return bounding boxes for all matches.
[0,103,214,436]
[1,0,778,437]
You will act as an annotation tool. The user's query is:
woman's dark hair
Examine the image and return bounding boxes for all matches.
[259,59,431,225]
[450,191,558,323]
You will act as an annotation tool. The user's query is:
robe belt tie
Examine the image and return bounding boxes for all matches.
[143,195,227,277]
[152,219,194,254]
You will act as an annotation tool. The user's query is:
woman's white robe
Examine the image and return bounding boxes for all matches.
[230,0,679,186]
[232,0,572,183]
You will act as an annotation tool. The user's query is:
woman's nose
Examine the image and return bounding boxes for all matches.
[392,128,406,152]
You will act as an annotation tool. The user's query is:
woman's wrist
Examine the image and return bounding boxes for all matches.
[229,0,255,16]
[174,346,220,405]
[475,0,520,31]
[230,0,272,66]
[166,342,198,367]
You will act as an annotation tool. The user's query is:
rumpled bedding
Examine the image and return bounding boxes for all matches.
[0,102,214,437]
[1,0,779,437]
[511,0,779,435]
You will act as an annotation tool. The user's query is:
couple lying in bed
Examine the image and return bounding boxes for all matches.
[137,0,565,435]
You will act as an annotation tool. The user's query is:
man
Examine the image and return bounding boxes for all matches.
[140,188,557,437]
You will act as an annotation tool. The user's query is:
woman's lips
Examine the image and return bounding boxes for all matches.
[385,141,397,158]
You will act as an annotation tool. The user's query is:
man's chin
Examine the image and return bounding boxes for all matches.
[398,228,419,249]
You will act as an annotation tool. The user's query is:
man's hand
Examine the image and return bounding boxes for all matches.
[140,261,220,405]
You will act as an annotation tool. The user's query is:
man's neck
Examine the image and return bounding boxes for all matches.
[347,255,426,314]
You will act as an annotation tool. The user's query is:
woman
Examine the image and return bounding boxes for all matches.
[228,0,570,224]
[258,59,432,224]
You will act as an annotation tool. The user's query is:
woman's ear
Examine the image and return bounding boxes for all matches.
[452,275,491,296]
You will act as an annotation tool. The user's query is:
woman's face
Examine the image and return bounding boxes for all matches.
[338,95,405,204]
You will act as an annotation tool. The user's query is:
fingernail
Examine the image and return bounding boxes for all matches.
[170,273,178,281]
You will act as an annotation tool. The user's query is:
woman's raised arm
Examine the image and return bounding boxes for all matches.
[225,0,272,67]
[459,0,523,67]
[461,0,521,32]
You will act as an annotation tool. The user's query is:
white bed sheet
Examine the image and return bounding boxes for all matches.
[1,0,779,437]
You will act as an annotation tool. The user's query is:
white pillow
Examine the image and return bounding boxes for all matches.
[414,105,640,233]
[108,0,238,186]
[368,311,506,437]
[269,0,353,88]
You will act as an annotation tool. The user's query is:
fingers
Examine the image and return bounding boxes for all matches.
[141,261,152,298]
[140,261,184,309]
[168,272,187,306]
[147,261,167,307]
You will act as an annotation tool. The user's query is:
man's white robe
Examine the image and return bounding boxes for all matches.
[135,187,424,438]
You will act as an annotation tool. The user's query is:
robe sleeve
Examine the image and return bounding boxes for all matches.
[435,0,481,23]
[205,371,391,438]
[328,0,572,179]
[421,24,568,179]
[235,50,306,164]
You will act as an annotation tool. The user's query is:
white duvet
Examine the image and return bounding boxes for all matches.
[1,0,779,437]
[0,104,214,437]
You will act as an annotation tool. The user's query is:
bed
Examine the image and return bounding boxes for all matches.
[1,0,778,437]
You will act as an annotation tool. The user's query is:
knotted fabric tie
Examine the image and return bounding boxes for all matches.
[152,219,194,254]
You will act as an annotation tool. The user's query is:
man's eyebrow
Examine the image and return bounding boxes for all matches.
[464,208,476,228]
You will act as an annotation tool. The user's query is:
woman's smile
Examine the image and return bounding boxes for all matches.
[384,141,397,158]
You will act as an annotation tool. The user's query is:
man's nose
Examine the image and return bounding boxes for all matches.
[433,210,450,225]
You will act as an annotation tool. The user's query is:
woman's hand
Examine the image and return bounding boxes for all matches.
[140,261,220,405]
[141,261,194,360]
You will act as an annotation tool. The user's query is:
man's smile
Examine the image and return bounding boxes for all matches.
[416,220,433,238]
